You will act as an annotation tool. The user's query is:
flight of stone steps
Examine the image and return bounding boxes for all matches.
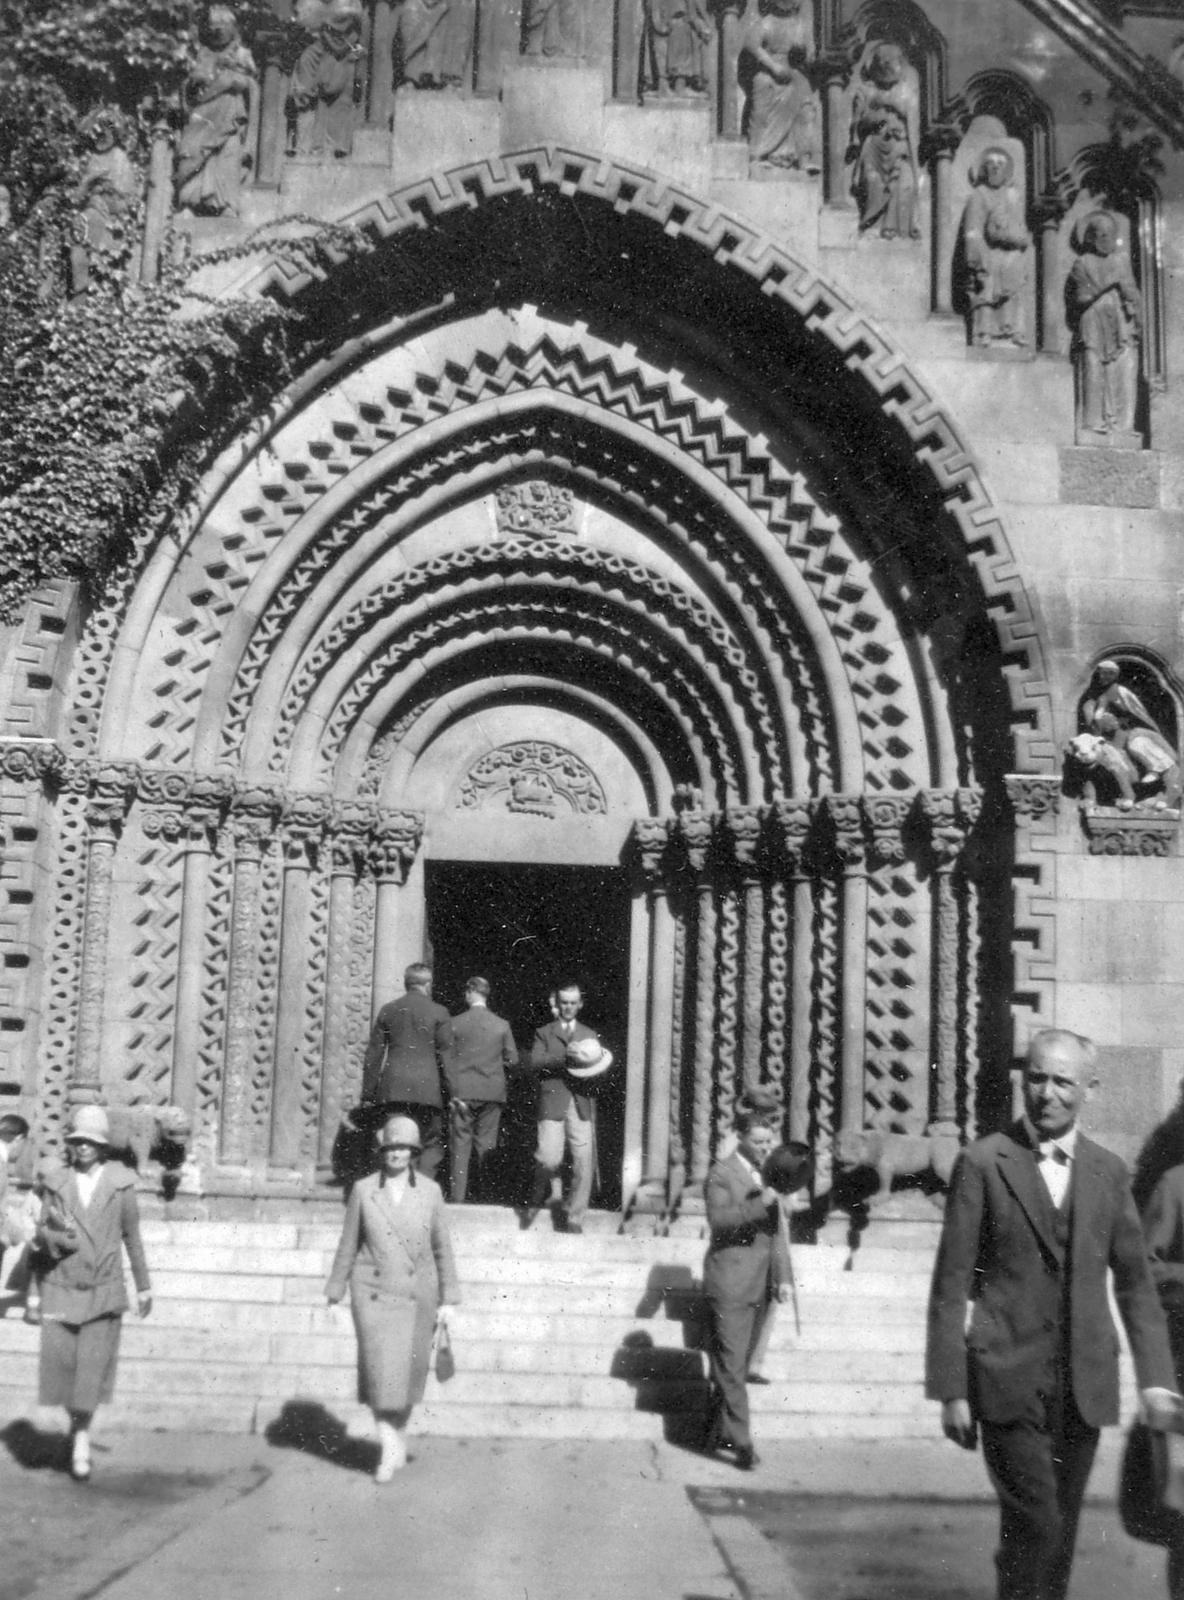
[0,1207,1137,1439]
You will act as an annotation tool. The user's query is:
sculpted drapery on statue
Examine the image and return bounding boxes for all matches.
[69,109,139,296]
[645,0,712,97]
[848,42,919,239]
[290,0,365,157]
[523,0,582,58]
[961,147,1031,348]
[742,0,821,176]
[396,0,474,89]
[1068,659,1182,812]
[175,7,258,216]
[1066,210,1142,444]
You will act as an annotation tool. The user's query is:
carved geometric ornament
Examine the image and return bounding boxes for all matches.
[495,480,577,537]
[457,742,607,820]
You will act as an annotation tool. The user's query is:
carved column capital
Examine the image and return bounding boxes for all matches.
[631,817,671,883]
[138,767,195,809]
[327,798,378,878]
[370,810,424,885]
[919,122,963,165]
[229,783,281,862]
[772,797,813,878]
[864,794,912,866]
[919,789,967,870]
[0,737,66,785]
[723,806,764,879]
[677,809,715,882]
[280,792,331,867]
[1006,775,1062,821]
[825,794,866,873]
[84,760,138,841]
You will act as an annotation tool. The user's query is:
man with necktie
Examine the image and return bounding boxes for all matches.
[927,1028,1181,1600]
[522,982,599,1234]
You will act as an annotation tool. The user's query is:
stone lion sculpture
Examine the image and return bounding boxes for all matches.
[105,1104,193,1173]
[834,1126,960,1207]
[1066,727,1182,811]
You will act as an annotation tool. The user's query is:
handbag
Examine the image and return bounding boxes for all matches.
[1119,1419,1184,1546]
[435,1320,456,1383]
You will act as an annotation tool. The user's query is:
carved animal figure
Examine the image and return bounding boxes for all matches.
[1066,728,1182,811]
[104,1105,193,1172]
[834,1126,959,1207]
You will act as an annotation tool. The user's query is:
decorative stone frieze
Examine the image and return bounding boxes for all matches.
[0,737,65,785]
[1080,807,1178,856]
[1005,775,1062,820]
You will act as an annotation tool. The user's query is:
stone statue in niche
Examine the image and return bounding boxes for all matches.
[847,42,919,239]
[1068,659,1182,811]
[645,0,712,97]
[961,147,1031,347]
[69,108,139,296]
[523,0,582,59]
[289,0,365,158]
[1066,210,1141,445]
[175,8,257,216]
[396,0,475,90]
[742,0,821,176]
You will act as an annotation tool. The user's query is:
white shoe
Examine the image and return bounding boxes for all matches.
[375,1432,406,1482]
[71,1433,91,1482]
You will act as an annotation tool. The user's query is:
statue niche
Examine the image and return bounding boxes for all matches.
[960,146,1031,348]
[847,42,920,240]
[175,6,258,217]
[522,0,583,59]
[644,0,712,98]
[742,0,821,177]
[1066,658,1182,812]
[396,0,475,90]
[1067,210,1142,447]
[289,0,365,158]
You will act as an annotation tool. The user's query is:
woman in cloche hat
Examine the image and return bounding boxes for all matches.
[33,1105,152,1481]
[326,1114,461,1481]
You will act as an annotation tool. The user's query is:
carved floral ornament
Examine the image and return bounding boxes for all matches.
[457,742,607,819]
[494,481,577,538]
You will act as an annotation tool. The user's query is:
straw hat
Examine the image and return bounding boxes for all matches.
[565,1037,614,1080]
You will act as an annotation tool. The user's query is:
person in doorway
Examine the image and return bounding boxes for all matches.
[33,1105,152,1481]
[522,983,601,1234]
[445,976,518,1204]
[927,1028,1180,1600]
[326,1114,459,1481]
[361,963,453,1181]
[703,1103,792,1470]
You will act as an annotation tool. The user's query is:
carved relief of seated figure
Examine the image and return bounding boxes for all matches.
[175,7,257,217]
[743,0,821,176]
[1068,659,1182,811]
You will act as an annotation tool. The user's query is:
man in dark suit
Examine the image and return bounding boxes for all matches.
[927,1028,1181,1600]
[445,975,518,1204]
[703,1105,791,1471]
[522,982,600,1234]
[362,962,453,1180]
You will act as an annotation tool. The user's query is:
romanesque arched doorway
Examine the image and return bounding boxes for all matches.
[5,152,1054,1219]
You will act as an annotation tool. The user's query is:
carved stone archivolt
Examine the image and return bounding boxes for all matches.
[458,742,607,818]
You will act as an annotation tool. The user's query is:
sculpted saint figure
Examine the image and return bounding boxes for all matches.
[523,0,582,58]
[848,42,919,239]
[1067,211,1141,441]
[69,109,139,296]
[743,0,821,175]
[962,147,1031,346]
[1070,659,1181,810]
[647,0,712,96]
[397,0,474,89]
[290,0,365,158]
[175,8,257,216]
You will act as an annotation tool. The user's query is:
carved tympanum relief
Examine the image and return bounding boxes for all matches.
[494,481,578,537]
[458,743,607,819]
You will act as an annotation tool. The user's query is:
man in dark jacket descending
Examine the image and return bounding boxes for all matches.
[362,962,453,1180]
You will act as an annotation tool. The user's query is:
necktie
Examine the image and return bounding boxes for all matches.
[1039,1143,1069,1165]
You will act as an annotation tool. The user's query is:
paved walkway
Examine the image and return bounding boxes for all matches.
[0,1427,1168,1600]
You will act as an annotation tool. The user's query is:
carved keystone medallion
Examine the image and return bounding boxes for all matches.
[458,742,606,819]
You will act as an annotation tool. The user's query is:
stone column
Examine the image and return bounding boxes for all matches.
[926,127,961,316]
[368,0,397,127]
[678,807,716,1189]
[713,0,745,141]
[317,802,375,1174]
[827,795,868,1137]
[476,0,521,95]
[919,789,977,1139]
[255,30,288,187]
[614,0,644,101]
[621,886,651,1212]
[269,794,329,1170]
[773,799,813,1146]
[1033,197,1068,355]
[138,114,174,285]
[219,792,278,1166]
[630,820,674,1217]
[72,763,137,1107]
[370,811,423,1012]
[820,57,850,206]
[726,806,765,1098]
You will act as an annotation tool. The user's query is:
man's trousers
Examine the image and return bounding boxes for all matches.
[449,1100,502,1202]
[531,1102,593,1225]
[706,1296,765,1451]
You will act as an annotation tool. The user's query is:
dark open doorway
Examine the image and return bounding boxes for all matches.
[425,862,632,1210]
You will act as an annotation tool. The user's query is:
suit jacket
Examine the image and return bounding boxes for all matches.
[702,1151,791,1307]
[326,1169,460,1307]
[363,989,453,1109]
[36,1161,151,1325]
[1141,1163,1184,1380]
[445,1004,518,1104]
[926,1122,1174,1427]
[528,1018,600,1121]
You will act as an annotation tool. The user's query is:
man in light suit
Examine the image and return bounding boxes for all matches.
[703,1105,791,1470]
[927,1028,1181,1600]
[362,962,453,1180]
[445,975,518,1203]
[522,982,599,1233]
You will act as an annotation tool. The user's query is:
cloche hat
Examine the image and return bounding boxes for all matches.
[375,1114,422,1150]
[64,1105,110,1145]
